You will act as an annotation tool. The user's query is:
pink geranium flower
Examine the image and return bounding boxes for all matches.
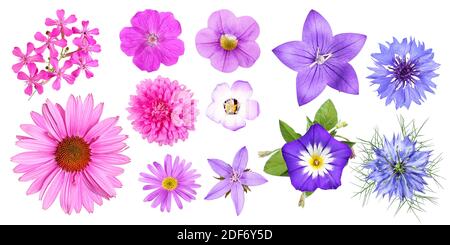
[50,59,75,90]
[12,42,44,73]
[120,9,185,72]
[12,94,130,214]
[45,9,77,37]
[17,63,47,95]
[70,52,99,79]
[128,76,198,146]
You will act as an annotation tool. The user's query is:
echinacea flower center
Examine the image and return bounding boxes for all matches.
[391,56,419,86]
[162,177,178,191]
[220,34,238,51]
[223,98,240,115]
[55,137,91,172]
[310,48,332,67]
[147,33,159,47]
[309,154,325,170]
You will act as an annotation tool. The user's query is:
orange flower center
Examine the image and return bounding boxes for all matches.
[55,137,91,172]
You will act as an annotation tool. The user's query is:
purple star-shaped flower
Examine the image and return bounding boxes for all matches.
[205,146,267,216]
[273,10,366,106]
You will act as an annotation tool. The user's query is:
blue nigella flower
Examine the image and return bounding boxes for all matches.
[369,38,439,109]
[365,134,431,201]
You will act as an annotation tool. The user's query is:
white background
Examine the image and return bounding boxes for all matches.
[0,0,449,225]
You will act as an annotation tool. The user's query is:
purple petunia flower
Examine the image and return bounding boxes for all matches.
[369,38,439,109]
[120,9,185,72]
[282,124,352,192]
[273,10,366,106]
[139,154,201,212]
[206,80,260,131]
[196,9,260,73]
[205,147,267,216]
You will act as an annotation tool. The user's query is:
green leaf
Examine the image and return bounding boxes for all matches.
[306,117,314,131]
[279,120,301,142]
[342,141,356,148]
[264,150,289,177]
[314,99,338,131]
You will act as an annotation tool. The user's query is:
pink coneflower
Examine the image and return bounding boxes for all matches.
[128,76,198,146]
[139,154,201,212]
[11,94,130,214]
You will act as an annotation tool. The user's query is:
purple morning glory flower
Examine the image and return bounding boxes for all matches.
[196,9,260,73]
[205,147,267,216]
[273,10,366,106]
[206,80,260,131]
[369,38,439,109]
[282,124,352,192]
[365,135,431,201]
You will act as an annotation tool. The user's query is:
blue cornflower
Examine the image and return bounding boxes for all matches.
[369,38,439,109]
[365,135,431,201]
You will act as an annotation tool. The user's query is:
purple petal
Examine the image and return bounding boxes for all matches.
[158,38,184,66]
[231,183,245,216]
[207,159,232,177]
[240,172,267,186]
[206,101,226,124]
[131,9,160,33]
[208,9,238,34]
[236,16,259,41]
[120,27,146,56]
[196,28,220,58]
[210,50,239,73]
[222,115,246,131]
[273,41,315,71]
[244,100,259,120]
[205,180,232,200]
[326,33,366,63]
[324,61,359,94]
[232,146,248,173]
[132,46,161,72]
[302,10,333,50]
[231,80,253,100]
[296,66,327,106]
[164,154,172,176]
[211,83,231,101]
[234,41,260,68]
[158,12,182,39]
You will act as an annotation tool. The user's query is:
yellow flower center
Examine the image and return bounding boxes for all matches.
[162,177,178,191]
[308,154,325,170]
[224,98,240,115]
[220,34,238,51]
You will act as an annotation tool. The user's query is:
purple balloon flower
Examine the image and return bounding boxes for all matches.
[205,147,267,216]
[273,10,366,106]
[196,9,260,73]
[282,124,352,192]
[120,9,185,72]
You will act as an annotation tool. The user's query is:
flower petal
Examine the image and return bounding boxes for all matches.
[210,50,239,73]
[131,9,160,33]
[207,159,232,177]
[208,9,238,34]
[232,146,248,173]
[231,80,253,100]
[132,46,162,72]
[273,41,315,71]
[119,27,146,56]
[240,172,267,186]
[222,115,246,131]
[324,61,359,94]
[158,38,184,66]
[236,16,259,41]
[327,33,366,63]
[205,180,232,200]
[206,101,226,124]
[231,183,244,216]
[195,28,221,58]
[244,100,259,120]
[296,65,327,106]
[302,10,333,50]
[234,41,260,68]
[158,12,182,39]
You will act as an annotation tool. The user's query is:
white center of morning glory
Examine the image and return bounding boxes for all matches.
[298,143,334,178]
[147,33,159,47]
[310,48,332,67]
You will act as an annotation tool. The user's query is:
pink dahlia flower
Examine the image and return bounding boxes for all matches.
[128,76,198,146]
[196,9,260,73]
[120,9,185,72]
[139,154,201,212]
[12,94,130,214]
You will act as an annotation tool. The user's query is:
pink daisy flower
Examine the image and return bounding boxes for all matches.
[119,9,185,72]
[128,76,198,146]
[139,154,201,212]
[11,94,130,214]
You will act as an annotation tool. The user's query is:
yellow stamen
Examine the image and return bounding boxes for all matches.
[309,154,324,170]
[220,34,238,51]
[162,177,178,191]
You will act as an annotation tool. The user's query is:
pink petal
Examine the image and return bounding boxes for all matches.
[42,170,64,209]
[132,46,161,72]
[65,14,77,24]
[42,101,67,139]
[12,47,24,57]
[17,71,28,80]
[45,18,57,26]
[158,12,182,39]
[195,28,220,58]
[234,41,260,68]
[52,77,61,90]
[84,117,118,142]
[12,63,24,73]
[34,32,47,42]
[222,115,246,131]
[11,151,54,165]
[131,9,160,33]
[56,9,65,21]
[236,16,260,41]
[24,84,33,96]
[16,139,56,151]
[158,38,184,66]
[208,9,238,34]
[30,111,47,129]
[210,50,239,73]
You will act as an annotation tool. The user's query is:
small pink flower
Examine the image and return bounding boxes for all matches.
[12,42,44,73]
[50,59,75,90]
[72,20,99,43]
[128,76,198,146]
[74,38,101,54]
[70,52,99,79]
[17,63,47,95]
[45,9,77,37]
[34,29,67,57]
